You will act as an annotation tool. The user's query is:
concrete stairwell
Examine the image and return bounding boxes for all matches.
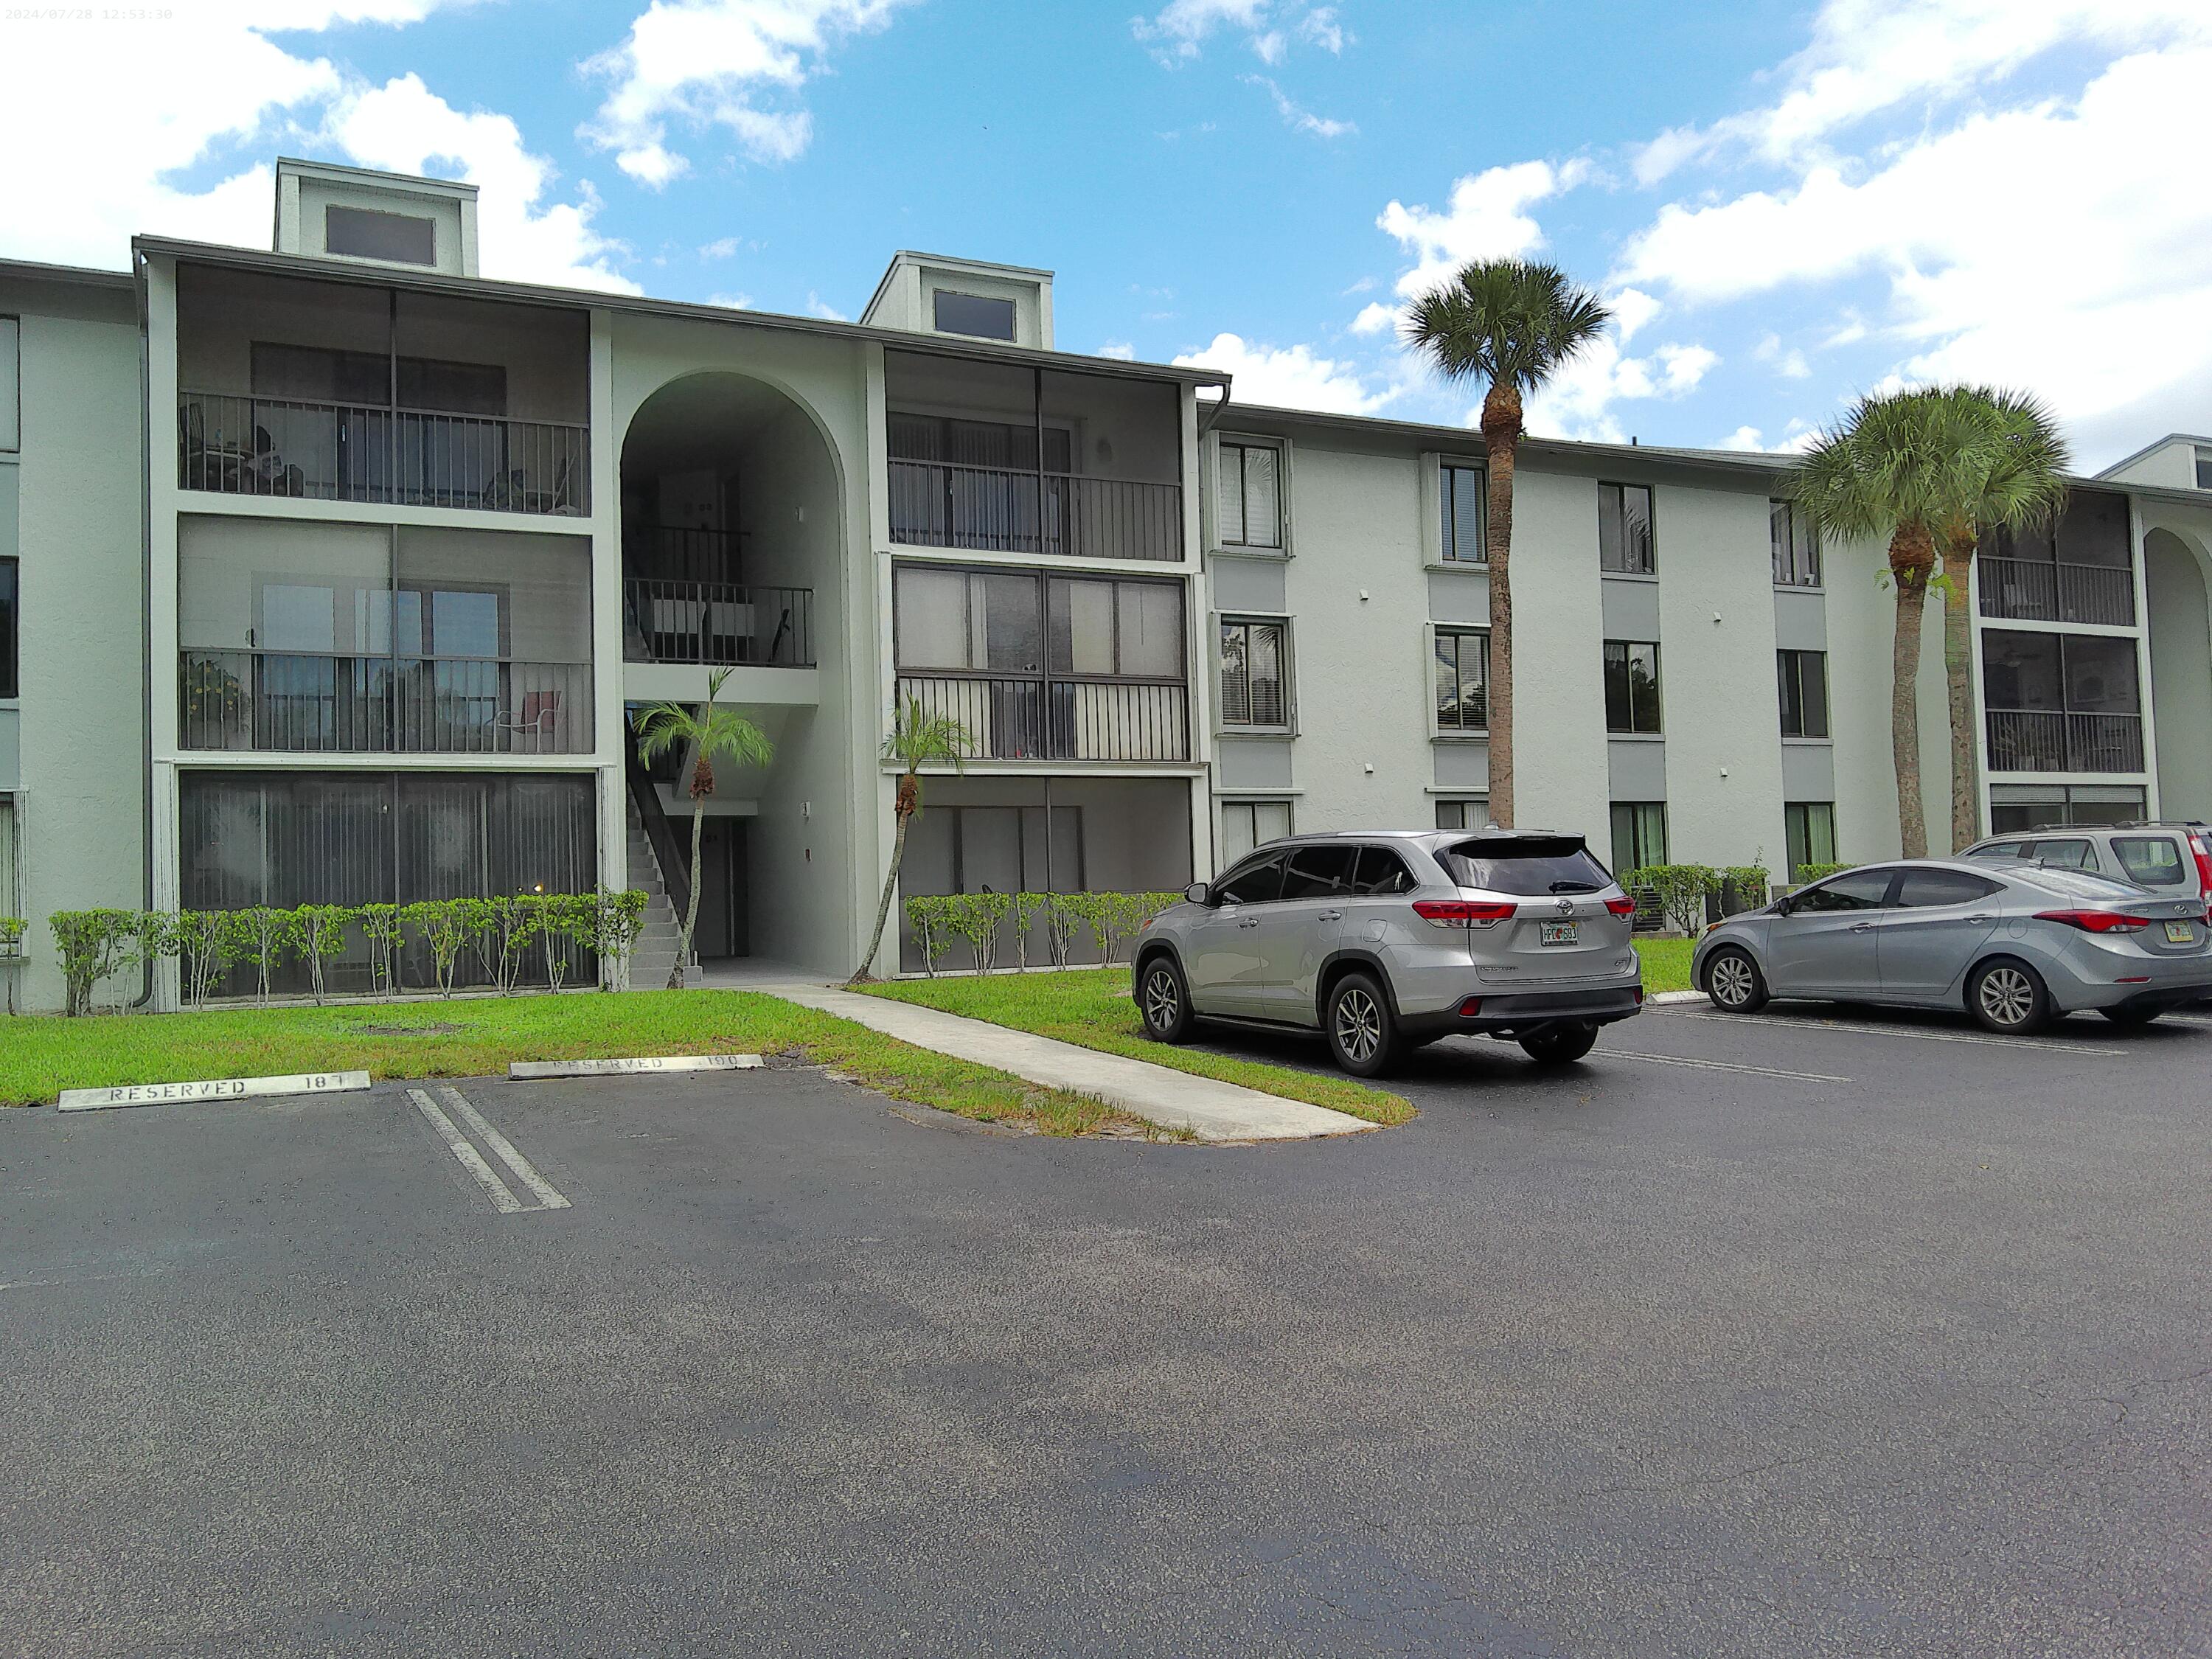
[622,793,693,989]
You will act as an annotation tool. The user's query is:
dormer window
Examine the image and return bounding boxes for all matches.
[2197,444,2212,490]
[933,291,1016,341]
[325,204,436,266]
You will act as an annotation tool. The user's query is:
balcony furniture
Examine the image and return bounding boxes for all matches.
[495,689,564,754]
[179,650,592,755]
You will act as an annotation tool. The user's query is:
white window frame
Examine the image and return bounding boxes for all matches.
[1599,481,1658,578]
[1433,797,1488,830]
[1422,452,1488,568]
[1211,432,1290,556]
[1220,798,1294,863]
[1217,613,1292,732]
[0,316,18,453]
[1430,622,1490,737]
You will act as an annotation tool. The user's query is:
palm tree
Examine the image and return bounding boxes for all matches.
[850,696,972,984]
[1790,389,1988,859]
[1403,260,1612,827]
[635,666,775,990]
[1927,388,2070,852]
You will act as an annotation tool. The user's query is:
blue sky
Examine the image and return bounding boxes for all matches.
[4,1,2209,468]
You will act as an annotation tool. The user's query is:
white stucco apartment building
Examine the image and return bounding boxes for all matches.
[4,156,2211,1012]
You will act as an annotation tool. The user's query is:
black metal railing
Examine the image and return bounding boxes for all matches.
[624,714,692,926]
[1985,708,2143,774]
[894,674,1188,762]
[1978,557,2135,626]
[180,650,592,754]
[622,580,813,667]
[180,392,589,516]
[622,524,740,583]
[887,459,1181,562]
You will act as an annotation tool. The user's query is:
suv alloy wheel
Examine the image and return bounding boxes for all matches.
[1326,970,1403,1078]
[1137,955,1194,1043]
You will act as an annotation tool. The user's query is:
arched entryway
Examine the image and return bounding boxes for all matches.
[2145,524,2212,822]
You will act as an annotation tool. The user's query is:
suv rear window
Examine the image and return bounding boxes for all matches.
[2114,835,2188,887]
[1439,835,1613,897]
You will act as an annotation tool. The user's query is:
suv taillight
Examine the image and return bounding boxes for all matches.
[2189,833,2212,901]
[1413,899,1516,928]
[1602,895,1637,917]
[2034,908,2152,934]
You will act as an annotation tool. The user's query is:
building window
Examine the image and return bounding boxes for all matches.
[1217,441,1283,550]
[0,316,17,452]
[1433,626,1489,732]
[1784,801,1837,878]
[0,557,15,699]
[1599,482,1655,575]
[0,794,15,922]
[1435,799,1487,830]
[1441,462,1486,564]
[1770,499,1820,587]
[324,204,437,265]
[2197,445,2212,490]
[1778,649,1829,739]
[1610,801,1668,871]
[1219,618,1287,728]
[1222,799,1292,862]
[1988,784,2146,833]
[1981,629,2142,773]
[1603,640,1663,734]
[931,291,1017,341]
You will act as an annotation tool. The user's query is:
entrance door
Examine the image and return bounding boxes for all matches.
[695,818,750,959]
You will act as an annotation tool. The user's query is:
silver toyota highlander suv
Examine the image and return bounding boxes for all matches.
[1133,829,1645,1077]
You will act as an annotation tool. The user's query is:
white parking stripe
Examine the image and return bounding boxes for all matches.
[1602,1049,1852,1084]
[1659,1009,2122,1057]
[436,1085,571,1211]
[407,1088,523,1214]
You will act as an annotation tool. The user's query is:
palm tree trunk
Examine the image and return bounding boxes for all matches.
[851,804,911,984]
[1888,524,1936,860]
[1481,384,1522,829]
[1941,531,1980,854]
[672,798,705,990]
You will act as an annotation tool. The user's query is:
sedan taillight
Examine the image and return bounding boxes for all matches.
[2034,908,2153,934]
[1602,895,1637,917]
[1413,899,1517,928]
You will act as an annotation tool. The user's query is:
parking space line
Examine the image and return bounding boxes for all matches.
[1602,1050,1851,1084]
[436,1085,571,1211]
[407,1088,524,1214]
[1658,1009,2122,1057]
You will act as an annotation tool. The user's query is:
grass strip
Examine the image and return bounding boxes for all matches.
[1633,937,1696,993]
[856,967,1413,1127]
[0,991,1182,1138]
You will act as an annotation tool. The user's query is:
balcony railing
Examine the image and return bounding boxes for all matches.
[1986,708,2144,774]
[888,459,1181,563]
[181,651,592,755]
[894,674,1188,762]
[180,392,589,517]
[1978,557,2135,626]
[622,580,814,667]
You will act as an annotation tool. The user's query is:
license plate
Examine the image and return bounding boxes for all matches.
[1540,921,1579,946]
[2166,922,2195,944]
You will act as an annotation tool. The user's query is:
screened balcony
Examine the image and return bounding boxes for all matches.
[177,517,593,756]
[884,351,1183,563]
[892,563,1189,762]
[175,265,589,517]
[1982,629,2143,774]
[1977,490,2135,626]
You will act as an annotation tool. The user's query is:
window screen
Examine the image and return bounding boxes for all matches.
[325,205,437,265]
[1220,619,1287,726]
[1441,463,1484,563]
[1434,627,1488,731]
[1218,442,1282,549]
[932,291,1017,341]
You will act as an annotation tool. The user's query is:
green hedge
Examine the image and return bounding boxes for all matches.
[902,891,1183,975]
[1791,861,1854,883]
[44,891,650,1017]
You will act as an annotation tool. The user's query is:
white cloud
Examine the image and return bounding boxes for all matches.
[1298,6,1347,53]
[1524,333,1719,444]
[1377,159,1590,299]
[1251,29,1286,65]
[1098,341,1138,361]
[1716,425,1767,452]
[699,235,741,259]
[583,0,913,187]
[708,291,754,308]
[1610,287,1661,346]
[0,4,629,290]
[804,291,846,320]
[1635,0,2212,181]
[1753,333,1813,380]
[1133,0,1347,64]
[1173,332,1396,415]
[1245,75,1354,139]
[1348,301,1397,336]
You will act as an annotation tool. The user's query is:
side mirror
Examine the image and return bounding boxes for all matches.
[1773,894,1795,917]
[1185,881,1212,906]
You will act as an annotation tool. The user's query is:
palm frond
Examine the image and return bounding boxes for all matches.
[884,695,973,770]
[1401,259,1613,395]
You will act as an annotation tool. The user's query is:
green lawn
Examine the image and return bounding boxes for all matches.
[857,968,1414,1127]
[1634,937,1697,993]
[0,991,1181,1138]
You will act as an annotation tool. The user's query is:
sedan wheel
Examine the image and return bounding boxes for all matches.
[1138,956,1194,1044]
[1969,958,2050,1034]
[1703,947,1768,1014]
[1326,972,1402,1078]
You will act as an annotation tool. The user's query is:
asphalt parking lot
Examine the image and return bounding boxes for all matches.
[4,1002,2209,1658]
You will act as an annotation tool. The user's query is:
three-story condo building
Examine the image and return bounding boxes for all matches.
[3,156,2212,1012]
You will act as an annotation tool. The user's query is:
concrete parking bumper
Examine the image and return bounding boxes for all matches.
[759,982,1374,1142]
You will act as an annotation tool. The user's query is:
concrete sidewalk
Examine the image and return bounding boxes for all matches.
[758,982,1376,1143]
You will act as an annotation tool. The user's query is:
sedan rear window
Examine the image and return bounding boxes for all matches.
[2022,866,2156,902]
[1439,835,1613,897]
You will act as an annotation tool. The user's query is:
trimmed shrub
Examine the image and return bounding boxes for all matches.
[1718,858,1773,917]
[592,888,648,992]
[902,894,953,976]
[405,900,471,998]
[49,909,145,1016]
[293,904,355,1006]
[1621,864,1722,936]
[0,917,27,956]
[358,903,405,994]
[1791,860,1854,884]
[234,905,298,1006]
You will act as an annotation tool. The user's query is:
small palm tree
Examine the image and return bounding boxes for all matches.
[1404,260,1611,827]
[850,696,972,984]
[635,666,775,990]
[1790,389,1987,859]
[1927,388,2070,852]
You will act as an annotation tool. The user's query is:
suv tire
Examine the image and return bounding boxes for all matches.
[1326,971,1404,1078]
[1703,946,1769,1013]
[1969,956,2051,1034]
[1520,1023,1599,1065]
[1137,954,1195,1044]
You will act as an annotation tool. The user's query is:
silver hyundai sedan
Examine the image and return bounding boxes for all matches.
[1133,829,1644,1077]
[1691,858,2212,1032]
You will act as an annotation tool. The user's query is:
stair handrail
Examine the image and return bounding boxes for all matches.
[623,711,694,925]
